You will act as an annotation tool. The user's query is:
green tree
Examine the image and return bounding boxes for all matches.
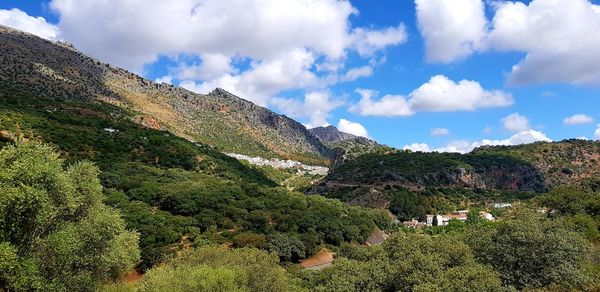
[467,210,592,290]
[139,246,302,292]
[268,233,306,262]
[307,234,505,292]
[139,265,246,292]
[0,142,140,291]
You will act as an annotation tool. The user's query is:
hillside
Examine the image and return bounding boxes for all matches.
[0,25,329,165]
[314,140,600,214]
[0,25,391,271]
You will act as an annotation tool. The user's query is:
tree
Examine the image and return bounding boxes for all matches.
[139,265,246,292]
[0,142,140,291]
[307,234,505,292]
[467,210,592,290]
[138,246,302,292]
[268,233,306,262]
[383,234,505,292]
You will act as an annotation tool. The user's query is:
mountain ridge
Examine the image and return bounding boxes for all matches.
[0,25,330,165]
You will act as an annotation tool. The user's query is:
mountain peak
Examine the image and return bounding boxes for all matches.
[309,125,372,144]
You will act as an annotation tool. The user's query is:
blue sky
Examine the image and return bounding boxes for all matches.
[1,0,600,153]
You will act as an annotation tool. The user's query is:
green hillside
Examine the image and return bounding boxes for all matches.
[0,93,390,271]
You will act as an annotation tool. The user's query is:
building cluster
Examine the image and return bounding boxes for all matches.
[401,204,511,228]
[225,153,329,175]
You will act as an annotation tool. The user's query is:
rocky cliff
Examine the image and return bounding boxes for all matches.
[314,140,600,208]
[0,25,330,165]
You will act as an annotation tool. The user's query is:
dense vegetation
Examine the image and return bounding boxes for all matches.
[0,95,390,271]
[301,207,599,291]
[387,187,536,221]
[2,109,600,291]
[0,143,139,291]
[327,150,546,191]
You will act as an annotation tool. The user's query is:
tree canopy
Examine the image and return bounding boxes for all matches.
[0,142,139,291]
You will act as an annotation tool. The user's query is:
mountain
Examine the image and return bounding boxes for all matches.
[0,25,391,271]
[309,126,363,143]
[0,25,329,165]
[314,139,600,210]
[309,125,387,168]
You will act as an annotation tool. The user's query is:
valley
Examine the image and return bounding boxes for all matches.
[0,24,599,292]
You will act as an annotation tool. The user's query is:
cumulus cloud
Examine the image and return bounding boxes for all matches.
[415,0,487,63]
[431,128,450,136]
[350,75,512,117]
[349,89,413,117]
[45,0,406,105]
[337,119,369,138]
[564,114,593,125]
[0,8,59,40]
[416,0,600,85]
[595,124,600,140]
[409,75,513,112]
[440,130,551,153]
[341,66,374,82]
[407,129,551,154]
[50,0,352,70]
[270,91,344,128]
[502,113,529,133]
[350,24,408,56]
[174,54,235,80]
[180,48,319,105]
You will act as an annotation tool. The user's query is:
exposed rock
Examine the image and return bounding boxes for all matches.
[132,115,162,130]
[309,125,362,143]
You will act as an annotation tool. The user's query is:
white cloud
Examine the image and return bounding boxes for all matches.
[174,53,235,80]
[270,91,344,128]
[431,129,552,153]
[415,0,486,63]
[431,128,450,136]
[403,143,431,152]
[491,0,600,85]
[48,0,407,105]
[181,48,318,105]
[350,75,512,117]
[502,113,529,133]
[416,0,600,85]
[0,8,59,40]
[50,0,354,70]
[337,119,369,138]
[409,75,513,112]
[564,114,593,125]
[350,24,408,56]
[595,124,600,140]
[443,130,551,153]
[341,66,374,82]
[349,89,413,117]
[405,129,551,154]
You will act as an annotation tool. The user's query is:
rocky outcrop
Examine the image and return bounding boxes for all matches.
[132,115,162,130]
[310,126,361,143]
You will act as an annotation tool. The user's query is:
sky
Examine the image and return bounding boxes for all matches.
[1,0,600,153]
